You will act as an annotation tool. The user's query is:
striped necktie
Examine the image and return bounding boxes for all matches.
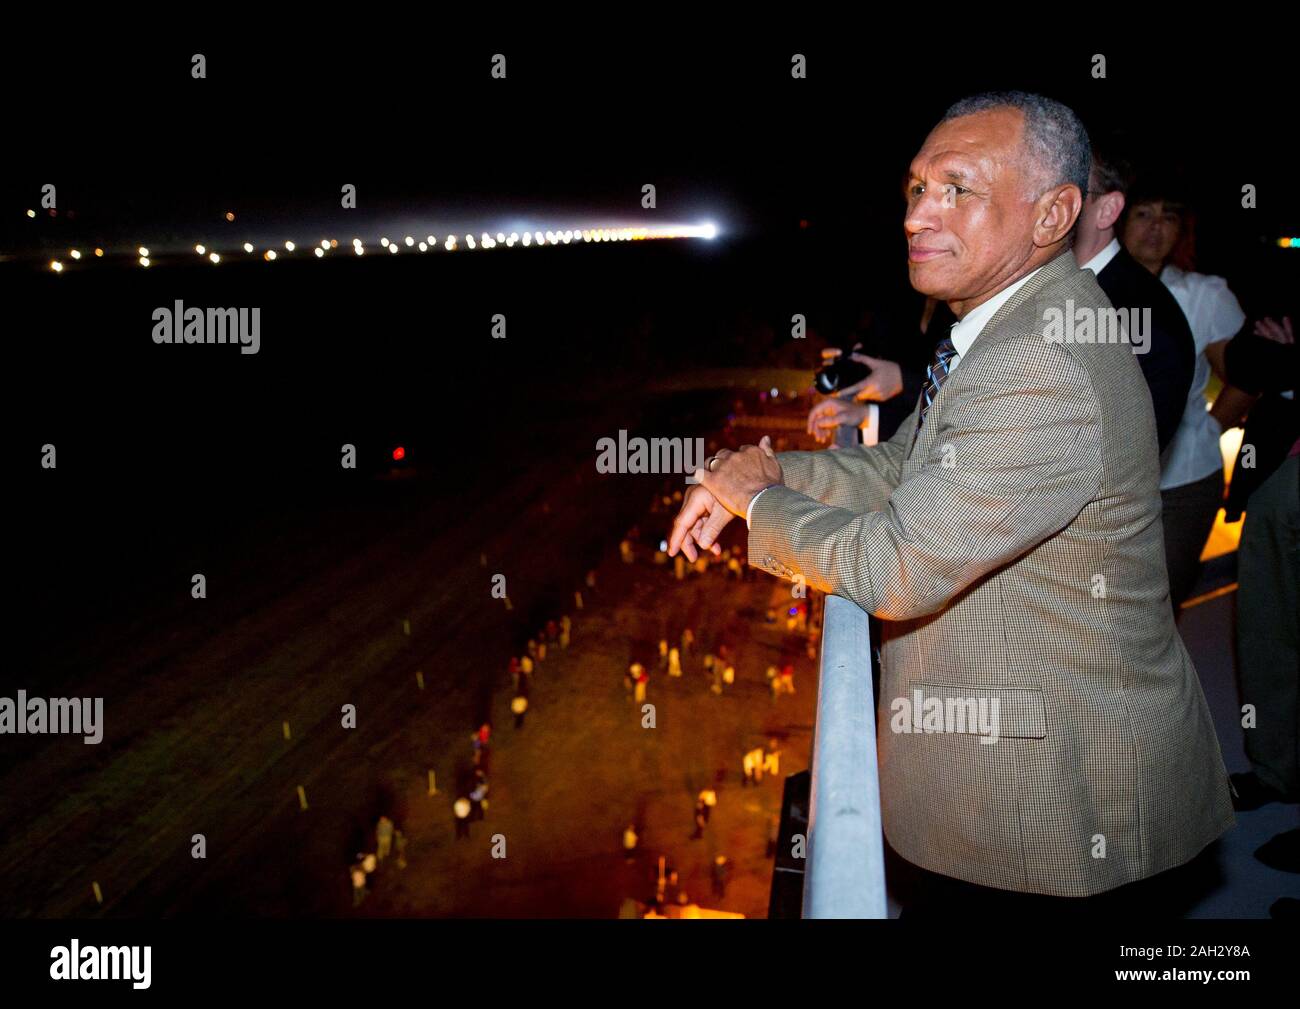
[914,336,958,436]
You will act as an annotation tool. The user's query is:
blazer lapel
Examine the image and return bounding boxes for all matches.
[902,250,1079,467]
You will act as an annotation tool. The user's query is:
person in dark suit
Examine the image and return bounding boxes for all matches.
[1074,146,1195,457]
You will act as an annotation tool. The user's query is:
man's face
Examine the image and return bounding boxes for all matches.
[904,107,1043,304]
[1121,200,1181,267]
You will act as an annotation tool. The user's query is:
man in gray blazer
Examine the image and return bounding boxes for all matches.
[669,92,1235,910]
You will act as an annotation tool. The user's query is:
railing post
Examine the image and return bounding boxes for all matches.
[802,594,887,918]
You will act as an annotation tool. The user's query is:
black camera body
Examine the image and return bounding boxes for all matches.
[814,353,872,395]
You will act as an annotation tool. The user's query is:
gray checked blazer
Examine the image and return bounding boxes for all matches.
[748,249,1235,897]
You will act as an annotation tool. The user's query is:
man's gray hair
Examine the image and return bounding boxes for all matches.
[940,91,1091,200]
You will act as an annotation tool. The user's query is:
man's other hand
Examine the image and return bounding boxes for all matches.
[668,484,732,561]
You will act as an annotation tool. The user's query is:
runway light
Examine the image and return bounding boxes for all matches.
[321,240,330,249]
[50,260,63,272]
[466,234,476,249]
[314,247,324,258]
[138,246,149,257]
[427,235,436,245]
[388,244,398,254]
[265,250,277,261]
[355,245,365,255]
[225,211,235,222]
[392,446,406,461]
[209,252,220,263]
[404,236,414,247]
[244,242,255,253]
[330,239,339,248]
[699,222,719,240]
[284,241,295,252]
[69,249,82,259]
[93,248,103,257]
[26,209,36,218]
[195,244,206,255]
[139,256,151,267]
[418,242,428,252]
[496,232,505,243]
[522,233,531,246]
[444,236,455,250]
[380,237,390,247]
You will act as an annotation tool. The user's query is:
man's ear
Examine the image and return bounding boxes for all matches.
[1096,191,1125,232]
[1034,183,1084,247]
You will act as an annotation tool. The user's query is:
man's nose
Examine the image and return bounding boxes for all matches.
[905,201,941,237]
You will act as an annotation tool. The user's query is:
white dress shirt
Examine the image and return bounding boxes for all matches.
[1157,266,1247,490]
[947,266,1043,369]
[1080,237,1122,275]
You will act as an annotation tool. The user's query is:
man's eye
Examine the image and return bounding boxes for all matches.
[943,184,969,198]
[908,183,925,198]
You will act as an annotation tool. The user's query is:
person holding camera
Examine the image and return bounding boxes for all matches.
[806,295,950,445]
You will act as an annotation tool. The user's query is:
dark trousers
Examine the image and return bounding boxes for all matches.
[1237,456,1299,798]
[1161,468,1224,614]
[899,850,1213,919]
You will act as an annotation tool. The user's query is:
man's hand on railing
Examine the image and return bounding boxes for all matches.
[668,436,783,560]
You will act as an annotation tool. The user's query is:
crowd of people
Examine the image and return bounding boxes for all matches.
[347,460,811,915]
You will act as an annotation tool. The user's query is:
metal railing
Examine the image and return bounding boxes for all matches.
[801,594,887,918]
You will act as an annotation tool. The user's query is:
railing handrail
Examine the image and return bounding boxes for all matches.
[802,594,887,918]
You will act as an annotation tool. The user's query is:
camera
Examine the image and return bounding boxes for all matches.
[814,352,872,395]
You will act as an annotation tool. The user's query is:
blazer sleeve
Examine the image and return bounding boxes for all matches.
[775,400,917,514]
[748,338,1104,620]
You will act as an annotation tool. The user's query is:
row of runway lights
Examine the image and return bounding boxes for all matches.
[46,224,719,272]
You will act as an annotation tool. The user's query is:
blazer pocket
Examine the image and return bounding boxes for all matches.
[909,683,1047,740]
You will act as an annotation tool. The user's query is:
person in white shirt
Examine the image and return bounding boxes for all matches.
[1121,184,1249,612]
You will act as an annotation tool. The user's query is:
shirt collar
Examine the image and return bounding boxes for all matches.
[948,266,1043,359]
[1081,237,1121,275]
